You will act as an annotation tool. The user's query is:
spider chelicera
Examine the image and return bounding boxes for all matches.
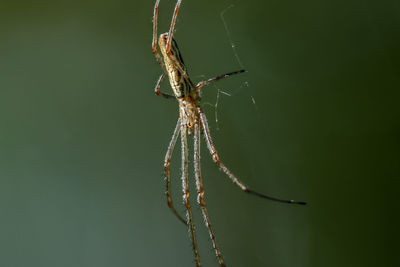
[151,1,306,266]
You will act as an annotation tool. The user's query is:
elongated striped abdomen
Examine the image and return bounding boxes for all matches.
[158,33,193,98]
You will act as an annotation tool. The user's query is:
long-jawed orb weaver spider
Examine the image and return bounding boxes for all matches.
[152,0,306,266]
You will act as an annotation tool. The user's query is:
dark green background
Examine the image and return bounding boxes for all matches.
[0,0,398,266]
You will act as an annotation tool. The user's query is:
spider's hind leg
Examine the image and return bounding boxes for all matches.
[163,118,187,225]
[198,107,307,205]
[180,124,201,266]
[194,116,226,266]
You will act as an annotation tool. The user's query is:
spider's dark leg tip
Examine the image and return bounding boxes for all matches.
[293,201,307,205]
[247,188,307,206]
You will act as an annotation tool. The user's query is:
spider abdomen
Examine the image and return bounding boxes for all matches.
[158,33,193,98]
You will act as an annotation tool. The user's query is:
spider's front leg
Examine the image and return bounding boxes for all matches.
[152,0,166,70]
[165,0,182,55]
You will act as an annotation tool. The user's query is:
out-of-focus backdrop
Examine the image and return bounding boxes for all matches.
[0,0,398,266]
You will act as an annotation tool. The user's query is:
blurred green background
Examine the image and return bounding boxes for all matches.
[0,0,398,266]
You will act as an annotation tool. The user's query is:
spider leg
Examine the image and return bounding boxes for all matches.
[196,69,246,91]
[154,73,176,100]
[166,0,182,54]
[152,0,166,71]
[153,0,187,81]
[180,124,201,266]
[164,1,192,84]
[164,118,187,225]
[194,117,226,267]
[198,107,307,205]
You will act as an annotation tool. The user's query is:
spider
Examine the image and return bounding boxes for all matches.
[152,1,306,266]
